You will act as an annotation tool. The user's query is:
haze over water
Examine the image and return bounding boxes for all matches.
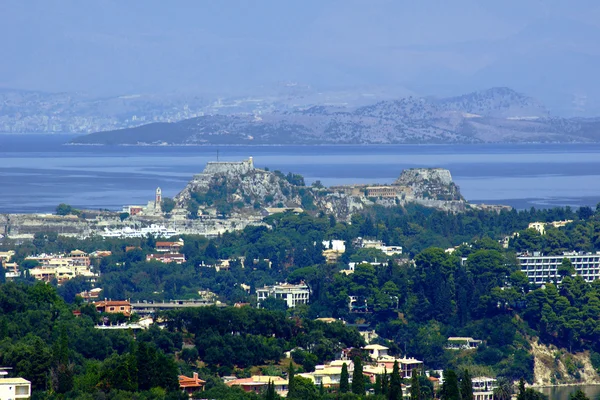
[1,135,600,214]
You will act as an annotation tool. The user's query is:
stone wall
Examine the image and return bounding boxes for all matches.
[202,157,254,176]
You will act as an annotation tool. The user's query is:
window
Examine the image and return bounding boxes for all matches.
[120,307,124,310]
[16,385,29,395]
[109,307,114,311]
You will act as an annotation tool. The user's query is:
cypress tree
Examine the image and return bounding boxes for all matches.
[381,366,389,395]
[410,370,421,400]
[340,362,350,393]
[441,369,460,400]
[388,360,402,400]
[460,369,474,400]
[352,357,365,395]
[265,380,276,400]
[51,328,73,394]
[375,374,382,395]
[516,378,526,400]
[288,360,296,397]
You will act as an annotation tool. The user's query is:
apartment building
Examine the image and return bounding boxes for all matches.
[518,251,600,284]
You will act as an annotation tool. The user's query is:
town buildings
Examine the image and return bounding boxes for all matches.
[25,250,97,283]
[518,251,600,284]
[0,377,31,399]
[256,282,310,308]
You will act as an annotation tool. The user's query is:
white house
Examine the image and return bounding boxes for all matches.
[256,282,310,308]
[0,377,31,399]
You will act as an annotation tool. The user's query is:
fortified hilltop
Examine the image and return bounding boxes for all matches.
[173,158,472,221]
[394,168,463,201]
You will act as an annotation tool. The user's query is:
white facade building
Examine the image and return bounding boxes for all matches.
[472,377,497,400]
[518,251,600,284]
[0,377,31,399]
[322,240,346,253]
[256,283,310,308]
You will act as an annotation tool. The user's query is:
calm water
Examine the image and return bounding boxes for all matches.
[2,134,600,213]
[541,384,600,400]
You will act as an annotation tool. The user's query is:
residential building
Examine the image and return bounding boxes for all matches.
[323,249,342,264]
[299,360,353,388]
[77,288,103,302]
[322,240,346,253]
[94,300,132,317]
[472,377,497,400]
[146,253,186,264]
[0,377,31,399]
[122,205,144,216]
[3,262,20,280]
[446,337,483,350]
[225,376,288,396]
[69,250,91,267]
[155,240,184,253]
[256,282,310,308]
[179,372,205,397]
[364,344,389,359]
[0,251,15,263]
[362,345,423,379]
[528,220,573,235]
[357,239,402,256]
[518,251,600,284]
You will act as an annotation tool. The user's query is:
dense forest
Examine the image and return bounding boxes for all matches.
[2,204,600,398]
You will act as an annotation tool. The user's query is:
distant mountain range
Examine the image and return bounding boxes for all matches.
[71,88,600,145]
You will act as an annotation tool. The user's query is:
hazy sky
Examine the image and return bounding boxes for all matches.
[2,0,600,114]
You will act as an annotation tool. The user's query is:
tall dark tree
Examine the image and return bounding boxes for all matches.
[410,370,422,400]
[287,361,296,397]
[460,369,474,400]
[381,367,389,396]
[265,379,277,400]
[516,378,526,400]
[50,328,73,394]
[352,357,365,395]
[441,370,460,400]
[388,361,402,400]
[340,362,349,393]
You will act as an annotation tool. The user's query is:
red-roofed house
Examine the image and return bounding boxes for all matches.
[179,372,205,397]
[146,253,186,264]
[155,240,184,253]
[94,300,132,317]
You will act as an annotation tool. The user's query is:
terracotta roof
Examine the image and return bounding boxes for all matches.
[179,373,205,388]
[95,300,131,307]
[156,241,182,247]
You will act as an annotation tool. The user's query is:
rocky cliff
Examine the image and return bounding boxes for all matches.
[174,158,305,211]
[530,340,600,386]
[394,168,464,201]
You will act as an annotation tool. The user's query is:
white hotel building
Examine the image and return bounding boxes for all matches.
[518,251,600,285]
[256,282,310,308]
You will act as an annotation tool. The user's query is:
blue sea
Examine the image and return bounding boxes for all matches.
[1,134,600,213]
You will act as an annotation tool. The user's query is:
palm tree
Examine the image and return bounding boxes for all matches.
[493,377,513,400]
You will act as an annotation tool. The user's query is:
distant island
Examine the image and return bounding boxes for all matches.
[71,87,600,145]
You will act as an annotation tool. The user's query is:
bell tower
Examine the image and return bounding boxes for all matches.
[155,187,162,207]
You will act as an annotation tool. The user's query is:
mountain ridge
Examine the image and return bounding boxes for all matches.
[71,87,600,145]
